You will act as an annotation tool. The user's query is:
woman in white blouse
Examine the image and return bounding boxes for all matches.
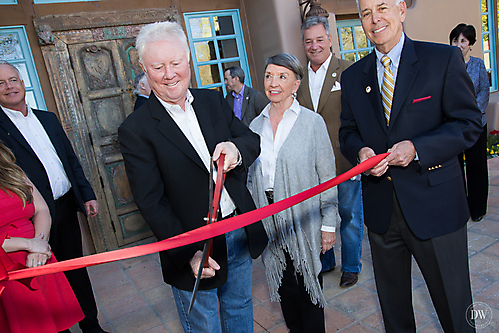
[248,53,339,333]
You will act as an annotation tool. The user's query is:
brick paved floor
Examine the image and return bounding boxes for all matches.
[70,157,499,332]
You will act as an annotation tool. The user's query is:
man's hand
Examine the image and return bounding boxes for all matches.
[321,231,336,254]
[213,142,241,173]
[359,147,389,177]
[189,250,221,279]
[386,140,416,167]
[85,200,99,217]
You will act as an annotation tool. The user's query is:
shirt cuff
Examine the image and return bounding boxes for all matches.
[321,225,336,233]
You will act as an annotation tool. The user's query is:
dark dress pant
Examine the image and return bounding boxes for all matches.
[278,251,325,333]
[368,194,475,333]
[459,126,489,219]
[50,189,100,332]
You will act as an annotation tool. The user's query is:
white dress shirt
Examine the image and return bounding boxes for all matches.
[158,90,236,218]
[259,98,301,191]
[308,53,333,112]
[3,106,71,199]
[375,33,405,92]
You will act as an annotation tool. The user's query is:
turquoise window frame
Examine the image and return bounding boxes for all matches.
[184,10,251,96]
[482,0,497,91]
[0,26,46,110]
[0,0,17,4]
[336,19,374,62]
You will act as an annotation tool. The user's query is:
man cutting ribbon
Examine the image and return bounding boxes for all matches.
[118,21,267,333]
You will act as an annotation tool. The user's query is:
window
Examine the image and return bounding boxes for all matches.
[336,20,374,62]
[0,0,17,4]
[482,0,497,91]
[0,26,46,110]
[184,10,252,96]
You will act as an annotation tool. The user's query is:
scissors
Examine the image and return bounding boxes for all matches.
[188,154,226,313]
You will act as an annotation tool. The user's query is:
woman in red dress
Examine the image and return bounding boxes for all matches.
[0,141,83,333]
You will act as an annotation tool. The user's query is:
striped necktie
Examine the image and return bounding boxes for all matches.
[381,55,394,126]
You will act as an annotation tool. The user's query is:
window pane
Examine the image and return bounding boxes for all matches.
[199,64,221,85]
[359,50,370,59]
[214,16,235,36]
[354,26,368,49]
[483,34,489,51]
[25,91,37,109]
[218,39,238,59]
[482,0,488,12]
[15,63,31,87]
[341,27,354,50]
[482,15,489,32]
[189,17,212,39]
[484,52,491,69]
[344,53,355,62]
[222,61,241,71]
[0,32,23,60]
[194,41,216,62]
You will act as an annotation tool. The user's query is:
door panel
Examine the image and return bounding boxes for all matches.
[69,40,151,246]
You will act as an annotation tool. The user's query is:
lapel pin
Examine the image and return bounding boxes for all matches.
[366,86,371,93]
[332,72,337,77]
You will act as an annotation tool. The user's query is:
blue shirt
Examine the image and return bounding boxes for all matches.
[232,85,245,119]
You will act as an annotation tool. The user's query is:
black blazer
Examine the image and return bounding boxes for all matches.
[0,108,96,219]
[118,89,267,291]
[133,95,148,111]
[226,85,269,125]
[339,36,482,240]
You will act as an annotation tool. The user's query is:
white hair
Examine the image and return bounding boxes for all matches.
[135,21,190,64]
[356,0,404,16]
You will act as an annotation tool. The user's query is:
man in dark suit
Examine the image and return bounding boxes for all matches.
[224,66,268,125]
[339,1,481,332]
[118,21,267,332]
[133,72,151,111]
[0,61,107,333]
[297,15,363,288]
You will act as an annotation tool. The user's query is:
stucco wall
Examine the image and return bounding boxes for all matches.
[404,0,483,56]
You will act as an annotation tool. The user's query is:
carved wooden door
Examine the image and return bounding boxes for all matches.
[69,39,152,247]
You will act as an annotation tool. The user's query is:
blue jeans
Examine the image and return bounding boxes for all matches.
[172,227,253,333]
[321,179,363,273]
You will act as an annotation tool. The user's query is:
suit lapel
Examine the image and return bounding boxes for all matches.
[299,69,313,110]
[317,56,340,114]
[0,108,38,155]
[192,91,217,155]
[151,93,208,173]
[389,37,418,131]
[34,110,65,155]
[361,52,387,133]
[240,86,250,120]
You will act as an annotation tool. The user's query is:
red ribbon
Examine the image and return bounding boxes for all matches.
[6,153,388,281]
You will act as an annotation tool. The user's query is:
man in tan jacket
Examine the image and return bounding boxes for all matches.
[297,16,362,288]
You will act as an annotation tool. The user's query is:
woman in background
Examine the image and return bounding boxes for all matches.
[0,141,83,333]
[248,53,339,333]
[450,23,490,222]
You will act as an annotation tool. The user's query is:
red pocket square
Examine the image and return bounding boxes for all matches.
[412,96,431,104]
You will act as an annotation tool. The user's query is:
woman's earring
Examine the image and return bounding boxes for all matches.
[293,92,297,98]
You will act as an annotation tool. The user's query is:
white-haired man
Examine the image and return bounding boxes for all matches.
[118,21,267,332]
[339,0,480,331]
[133,72,151,110]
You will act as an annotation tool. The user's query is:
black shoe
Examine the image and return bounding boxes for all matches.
[471,215,484,222]
[340,272,358,288]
